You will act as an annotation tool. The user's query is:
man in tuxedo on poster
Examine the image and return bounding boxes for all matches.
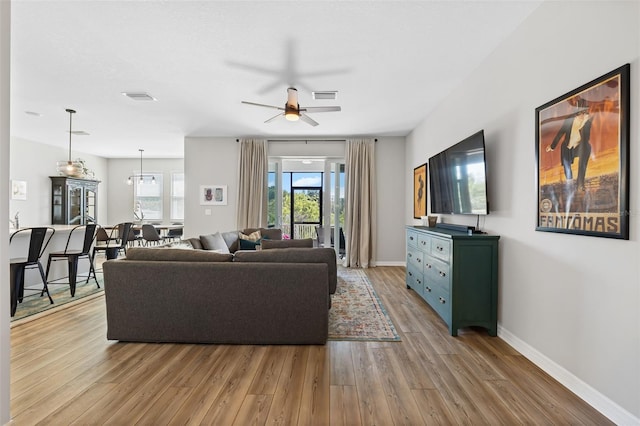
[545,98,593,191]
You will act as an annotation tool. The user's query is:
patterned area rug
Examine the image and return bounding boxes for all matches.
[11,276,104,322]
[329,267,401,341]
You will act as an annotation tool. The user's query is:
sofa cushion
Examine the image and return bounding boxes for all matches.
[261,238,313,249]
[125,247,234,262]
[233,247,337,293]
[186,237,203,250]
[200,232,231,253]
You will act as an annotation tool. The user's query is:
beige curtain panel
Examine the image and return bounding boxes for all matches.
[344,138,377,268]
[236,138,268,230]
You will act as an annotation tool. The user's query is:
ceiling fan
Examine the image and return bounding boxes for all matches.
[241,87,341,127]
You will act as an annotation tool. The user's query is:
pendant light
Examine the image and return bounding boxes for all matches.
[56,108,83,177]
[127,149,156,185]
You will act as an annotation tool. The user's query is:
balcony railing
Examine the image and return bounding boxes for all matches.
[281,223,318,240]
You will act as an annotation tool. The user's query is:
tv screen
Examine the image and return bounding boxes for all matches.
[429,130,489,215]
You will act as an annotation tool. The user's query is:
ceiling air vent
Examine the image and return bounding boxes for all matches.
[312,91,338,100]
[121,92,157,101]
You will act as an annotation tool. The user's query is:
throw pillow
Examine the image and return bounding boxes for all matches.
[239,230,261,242]
[239,238,262,250]
[200,232,231,253]
[185,237,203,250]
[167,241,194,250]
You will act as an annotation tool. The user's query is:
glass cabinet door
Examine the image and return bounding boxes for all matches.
[52,182,64,224]
[85,186,97,223]
[68,185,82,224]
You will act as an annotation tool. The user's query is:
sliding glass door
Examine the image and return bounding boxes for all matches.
[268,157,345,255]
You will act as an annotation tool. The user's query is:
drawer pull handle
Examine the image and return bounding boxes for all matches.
[417,279,421,284]
[439,271,446,277]
[426,264,432,269]
[437,246,443,251]
[417,258,422,263]
[426,286,432,292]
[439,297,446,304]
[408,253,412,258]
[410,236,414,241]
[421,241,427,246]
[408,271,413,277]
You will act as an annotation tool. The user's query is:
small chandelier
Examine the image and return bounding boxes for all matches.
[56,108,84,177]
[127,149,156,185]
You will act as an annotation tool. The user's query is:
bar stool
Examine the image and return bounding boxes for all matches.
[9,227,55,317]
[45,224,99,297]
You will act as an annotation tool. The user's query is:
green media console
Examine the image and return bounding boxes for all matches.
[406,225,500,336]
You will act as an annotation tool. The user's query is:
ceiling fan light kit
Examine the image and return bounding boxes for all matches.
[242,87,341,127]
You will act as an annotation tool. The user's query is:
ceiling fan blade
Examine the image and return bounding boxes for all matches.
[299,113,319,127]
[241,101,284,111]
[264,112,284,123]
[299,106,341,113]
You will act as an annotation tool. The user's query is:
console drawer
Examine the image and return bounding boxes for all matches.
[431,237,451,262]
[417,233,431,252]
[406,264,424,297]
[432,288,451,325]
[407,229,419,248]
[407,246,423,271]
[424,256,450,294]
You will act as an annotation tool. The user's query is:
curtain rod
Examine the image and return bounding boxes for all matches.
[235,138,378,143]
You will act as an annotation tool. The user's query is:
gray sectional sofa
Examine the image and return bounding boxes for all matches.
[103,244,337,345]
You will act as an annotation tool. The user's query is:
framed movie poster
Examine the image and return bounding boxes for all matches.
[535,64,630,239]
[413,163,427,219]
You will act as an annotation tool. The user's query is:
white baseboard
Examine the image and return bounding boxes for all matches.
[498,325,639,425]
[374,260,406,267]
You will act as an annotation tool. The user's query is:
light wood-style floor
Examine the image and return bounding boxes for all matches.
[10,266,611,425]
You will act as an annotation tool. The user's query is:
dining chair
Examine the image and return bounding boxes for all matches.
[9,227,55,317]
[166,225,183,242]
[141,224,168,246]
[93,223,133,260]
[45,224,99,297]
[119,223,141,247]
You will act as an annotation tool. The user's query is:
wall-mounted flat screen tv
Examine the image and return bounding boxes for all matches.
[428,130,489,215]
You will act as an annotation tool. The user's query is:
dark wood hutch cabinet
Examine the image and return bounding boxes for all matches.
[50,176,100,225]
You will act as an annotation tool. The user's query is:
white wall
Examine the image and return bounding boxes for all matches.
[184,137,238,238]
[406,1,639,423]
[0,1,10,422]
[184,137,406,265]
[374,137,405,265]
[106,158,183,226]
[9,137,107,227]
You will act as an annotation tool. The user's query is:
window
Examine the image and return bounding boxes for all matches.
[171,172,184,221]
[134,173,163,221]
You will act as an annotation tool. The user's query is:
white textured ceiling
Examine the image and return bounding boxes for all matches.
[10,1,541,158]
